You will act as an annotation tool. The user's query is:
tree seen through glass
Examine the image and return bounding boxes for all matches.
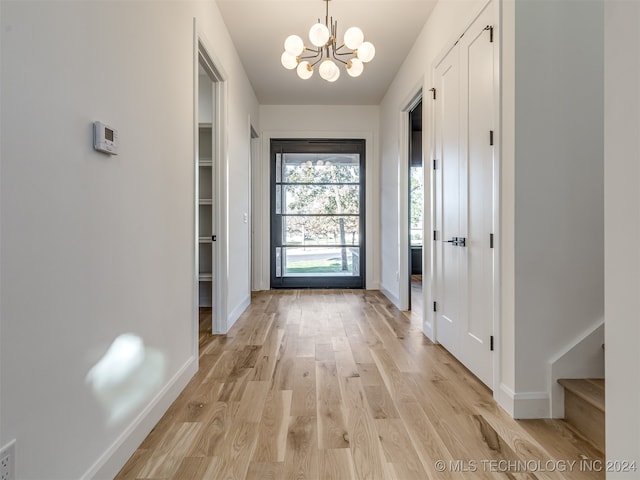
[410,166,424,246]
[283,155,360,271]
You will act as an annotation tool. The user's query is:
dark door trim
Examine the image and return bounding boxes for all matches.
[270,138,366,289]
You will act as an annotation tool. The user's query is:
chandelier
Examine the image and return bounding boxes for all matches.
[280,0,376,82]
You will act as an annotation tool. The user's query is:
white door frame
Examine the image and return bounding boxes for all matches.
[194,25,229,335]
[399,89,424,312]
[249,122,259,291]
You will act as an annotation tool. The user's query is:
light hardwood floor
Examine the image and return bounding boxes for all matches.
[116,290,603,479]
[409,275,422,324]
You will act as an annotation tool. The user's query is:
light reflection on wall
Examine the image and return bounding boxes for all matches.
[85,333,166,426]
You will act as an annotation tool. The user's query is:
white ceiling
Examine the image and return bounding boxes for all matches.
[215,0,437,105]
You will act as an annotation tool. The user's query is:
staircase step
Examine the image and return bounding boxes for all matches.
[558,378,605,412]
[558,378,605,452]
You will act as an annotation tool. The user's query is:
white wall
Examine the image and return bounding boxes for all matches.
[223,43,259,328]
[378,0,487,319]
[499,0,517,414]
[0,1,258,478]
[255,105,380,291]
[501,0,604,418]
[0,0,3,453]
[604,2,640,474]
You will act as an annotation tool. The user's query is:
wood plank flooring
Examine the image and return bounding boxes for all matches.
[116,290,603,480]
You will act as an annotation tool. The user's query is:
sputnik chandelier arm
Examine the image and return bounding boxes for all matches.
[281,0,375,82]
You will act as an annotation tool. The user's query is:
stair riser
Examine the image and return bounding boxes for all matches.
[564,390,605,452]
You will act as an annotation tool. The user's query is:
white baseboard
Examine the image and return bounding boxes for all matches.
[496,383,516,417]
[379,284,400,309]
[366,280,380,290]
[227,294,251,331]
[497,383,550,419]
[422,320,434,343]
[81,355,198,480]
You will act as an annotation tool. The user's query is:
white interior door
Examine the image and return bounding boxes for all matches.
[434,44,463,357]
[459,7,495,387]
[433,5,495,388]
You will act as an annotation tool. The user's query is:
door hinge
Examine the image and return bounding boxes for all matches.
[212,235,217,242]
[433,301,438,312]
[433,159,437,170]
[490,233,494,249]
[429,87,436,100]
[490,335,494,351]
[489,130,494,146]
[484,25,494,42]
[433,230,438,241]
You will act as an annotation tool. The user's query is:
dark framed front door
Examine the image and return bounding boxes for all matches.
[270,139,366,289]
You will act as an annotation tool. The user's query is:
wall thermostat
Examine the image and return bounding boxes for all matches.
[93,121,119,155]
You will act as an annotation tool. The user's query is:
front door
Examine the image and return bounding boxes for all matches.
[270,139,366,289]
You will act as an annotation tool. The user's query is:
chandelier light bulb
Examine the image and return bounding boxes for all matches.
[284,35,304,56]
[328,67,340,82]
[281,52,298,70]
[347,58,364,77]
[309,23,330,47]
[344,27,364,50]
[296,61,313,80]
[319,59,338,81]
[356,41,376,63]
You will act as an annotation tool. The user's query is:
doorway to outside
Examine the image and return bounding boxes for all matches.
[270,139,366,289]
[408,99,424,315]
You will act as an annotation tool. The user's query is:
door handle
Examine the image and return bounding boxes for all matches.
[444,236,466,247]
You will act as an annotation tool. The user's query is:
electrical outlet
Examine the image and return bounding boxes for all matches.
[0,440,15,480]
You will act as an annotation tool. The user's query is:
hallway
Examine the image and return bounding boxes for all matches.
[116,291,603,479]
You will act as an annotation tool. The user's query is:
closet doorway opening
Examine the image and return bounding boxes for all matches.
[196,43,225,336]
[270,139,366,289]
